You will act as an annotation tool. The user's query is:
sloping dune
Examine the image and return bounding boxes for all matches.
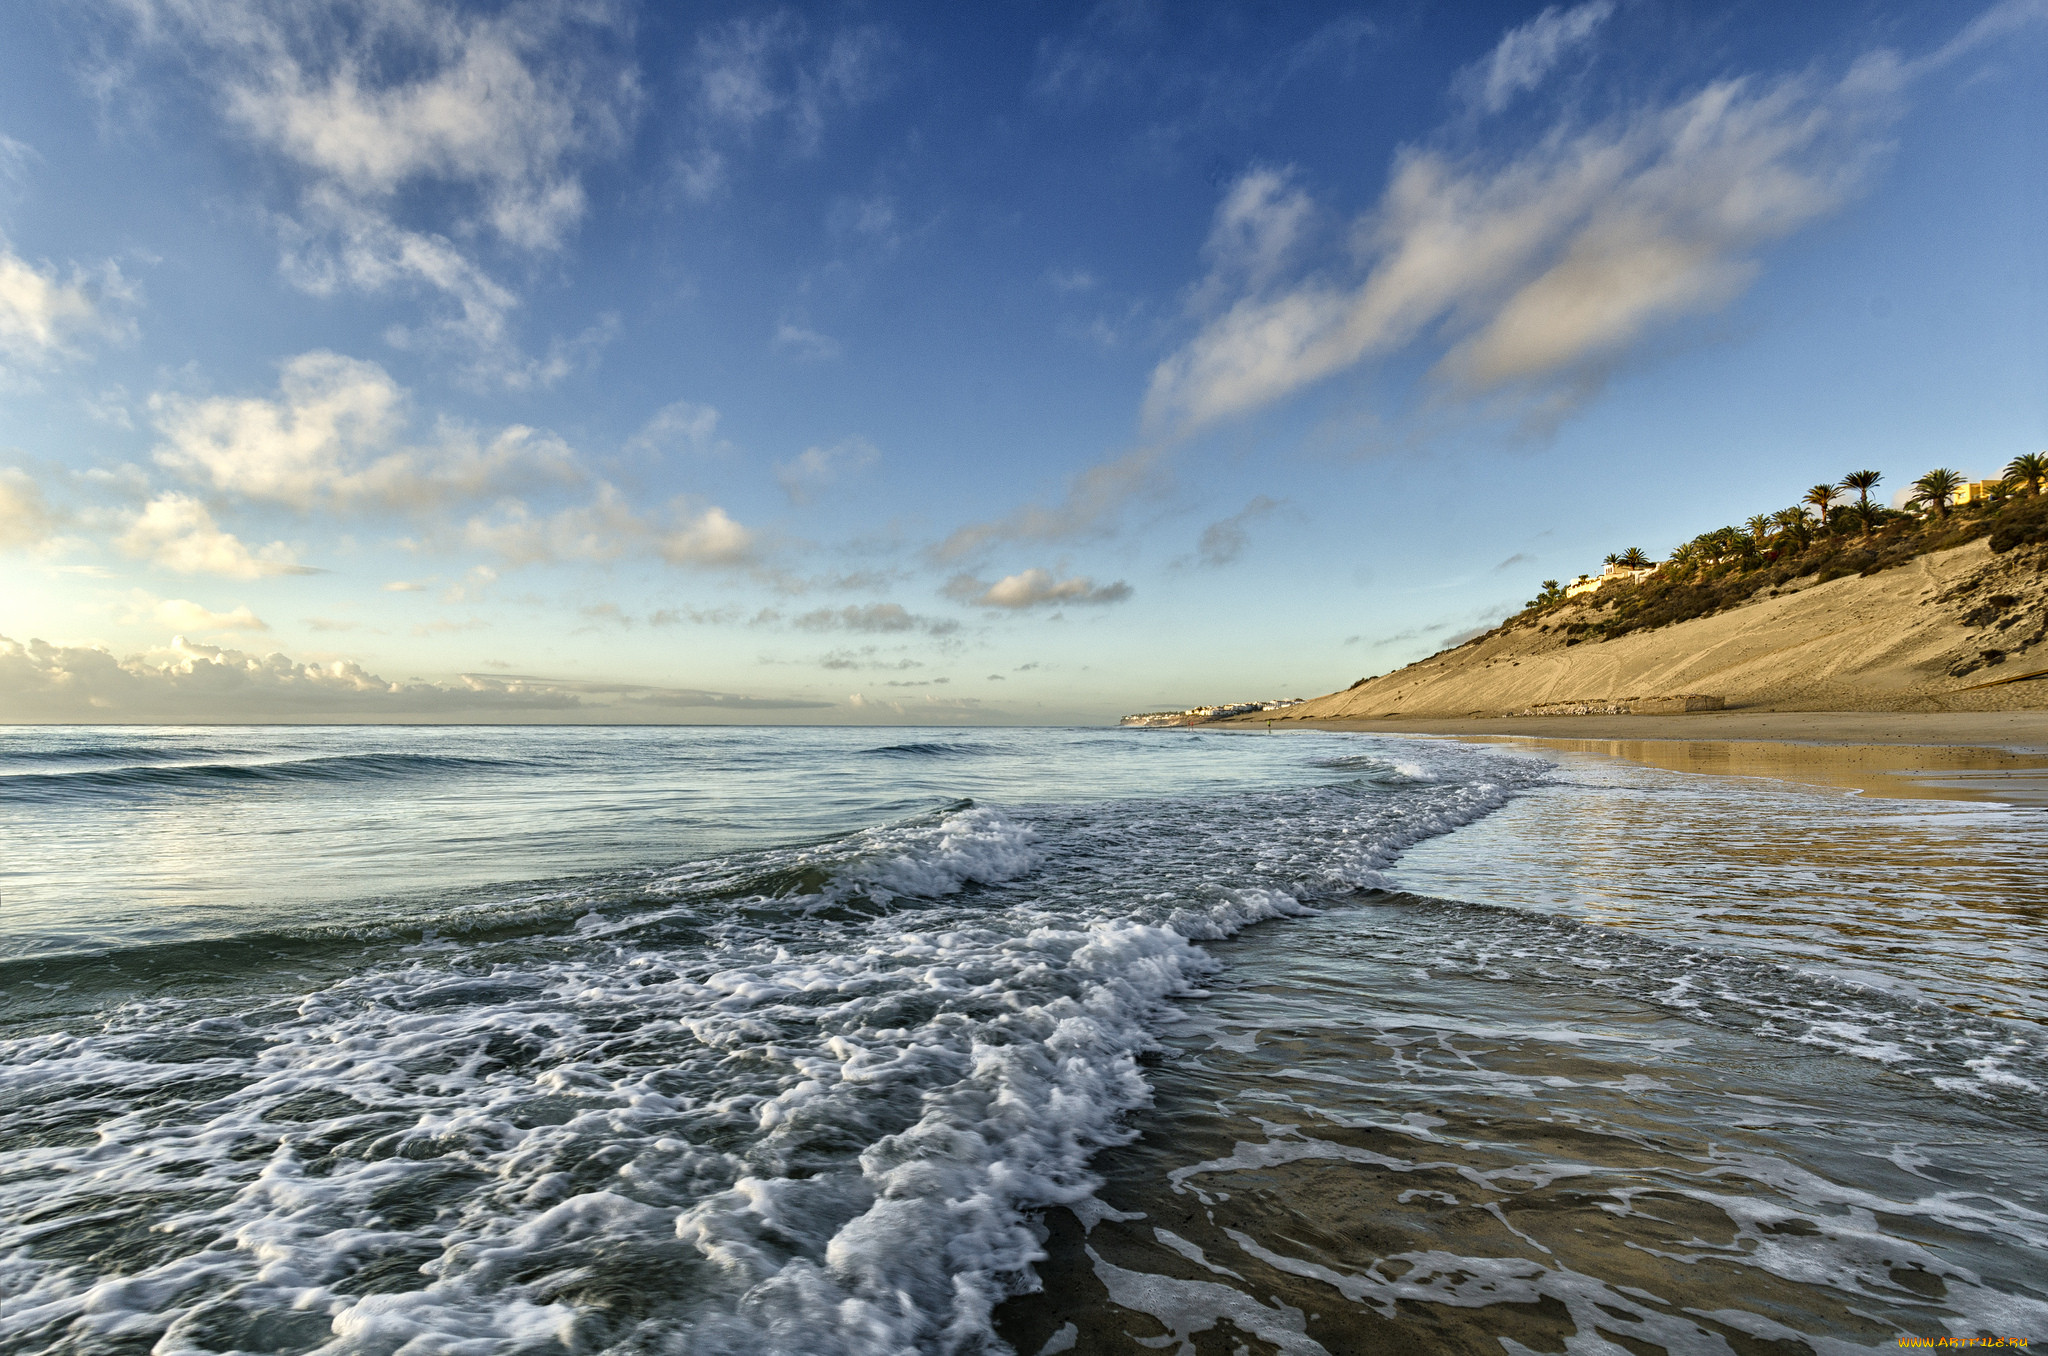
[1273,538,2048,719]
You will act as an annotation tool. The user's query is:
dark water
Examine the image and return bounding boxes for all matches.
[0,726,2042,1354]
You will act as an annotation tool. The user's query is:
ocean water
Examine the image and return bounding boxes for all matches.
[0,727,2042,1355]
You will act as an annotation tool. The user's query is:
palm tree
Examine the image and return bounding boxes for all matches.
[1803,484,1837,527]
[1909,468,1964,520]
[1773,507,1813,549]
[2006,452,2048,497]
[1839,470,1882,534]
[1602,552,1620,568]
[1745,514,1773,545]
[1618,547,1652,569]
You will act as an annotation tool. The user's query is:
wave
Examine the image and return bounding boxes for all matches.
[0,760,1541,1353]
[858,740,992,759]
[0,750,527,799]
[0,741,252,765]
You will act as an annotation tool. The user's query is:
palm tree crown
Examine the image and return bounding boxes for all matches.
[2006,452,2048,497]
[1839,469,1882,510]
[1909,468,1964,519]
[1618,547,1651,569]
[1803,484,1836,525]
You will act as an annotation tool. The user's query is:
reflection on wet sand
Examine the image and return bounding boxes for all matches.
[1454,736,2048,806]
[997,896,2048,1356]
[997,743,2048,1355]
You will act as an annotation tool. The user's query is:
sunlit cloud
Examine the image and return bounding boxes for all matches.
[944,568,1132,609]
[1146,50,1901,435]
[117,492,314,578]
[150,351,579,511]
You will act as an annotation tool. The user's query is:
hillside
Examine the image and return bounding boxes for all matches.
[1264,529,2048,722]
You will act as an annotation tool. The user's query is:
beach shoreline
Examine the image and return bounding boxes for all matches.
[1218,710,2048,805]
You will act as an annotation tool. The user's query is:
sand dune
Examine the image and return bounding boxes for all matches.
[1270,537,2048,720]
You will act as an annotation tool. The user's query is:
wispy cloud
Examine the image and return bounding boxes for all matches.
[791,602,957,635]
[934,444,1166,561]
[101,0,637,382]
[0,468,57,548]
[776,437,877,504]
[1453,1,1614,116]
[1146,40,1912,437]
[944,568,1132,609]
[774,320,841,361]
[460,486,754,568]
[679,12,896,199]
[625,400,727,458]
[1192,495,1281,567]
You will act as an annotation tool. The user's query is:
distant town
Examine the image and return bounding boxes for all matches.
[1121,699,1306,727]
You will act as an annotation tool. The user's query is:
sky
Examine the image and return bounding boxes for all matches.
[0,0,2042,724]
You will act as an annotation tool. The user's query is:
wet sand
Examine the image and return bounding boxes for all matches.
[1228,711,2048,806]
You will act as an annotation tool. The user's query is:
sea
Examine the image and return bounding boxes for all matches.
[1,725,2043,1356]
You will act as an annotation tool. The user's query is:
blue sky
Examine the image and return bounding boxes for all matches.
[1,0,2041,723]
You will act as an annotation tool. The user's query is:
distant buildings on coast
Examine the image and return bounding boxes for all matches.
[1120,698,1305,727]
[1564,562,1659,599]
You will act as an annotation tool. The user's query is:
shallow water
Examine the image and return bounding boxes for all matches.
[0,727,2042,1355]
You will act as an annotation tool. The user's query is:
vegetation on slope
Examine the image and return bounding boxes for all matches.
[1501,461,2048,649]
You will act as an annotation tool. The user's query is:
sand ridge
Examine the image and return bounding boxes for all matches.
[1267,537,2048,721]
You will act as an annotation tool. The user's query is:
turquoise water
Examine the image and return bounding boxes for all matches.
[1,726,2042,1354]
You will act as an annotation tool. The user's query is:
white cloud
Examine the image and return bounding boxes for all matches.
[151,351,577,510]
[0,632,835,722]
[0,246,131,365]
[1146,65,1893,435]
[659,504,753,565]
[0,468,56,548]
[117,492,313,577]
[775,437,878,504]
[139,596,269,633]
[944,569,1132,609]
[1455,1,1614,115]
[107,0,636,378]
[460,486,753,568]
[626,400,726,457]
[774,321,842,361]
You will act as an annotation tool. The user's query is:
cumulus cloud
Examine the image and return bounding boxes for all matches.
[0,246,132,366]
[0,632,836,722]
[1454,1,1614,116]
[791,603,958,635]
[104,0,636,378]
[151,351,577,510]
[1146,54,1902,435]
[776,437,878,504]
[944,568,1132,609]
[1194,495,1281,567]
[0,468,57,548]
[117,492,314,577]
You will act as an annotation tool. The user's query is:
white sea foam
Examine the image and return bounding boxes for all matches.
[0,747,1543,1354]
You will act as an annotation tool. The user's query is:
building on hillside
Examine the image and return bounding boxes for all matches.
[1954,479,2005,507]
[1564,562,1658,599]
